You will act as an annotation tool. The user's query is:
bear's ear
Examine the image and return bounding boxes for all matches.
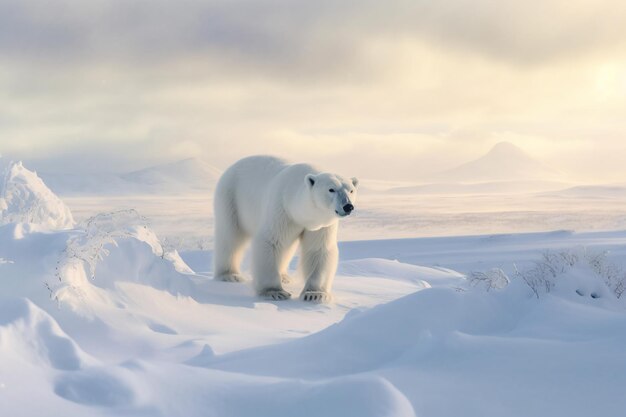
[351,177,359,188]
[305,174,316,188]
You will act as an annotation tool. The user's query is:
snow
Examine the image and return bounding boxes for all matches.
[3,223,626,416]
[2,161,626,416]
[548,184,626,198]
[387,180,571,194]
[0,159,74,230]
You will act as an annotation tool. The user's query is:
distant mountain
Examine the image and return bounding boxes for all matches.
[42,172,134,196]
[432,142,562,183]
[42,158,222,196]
[121,158,222,192]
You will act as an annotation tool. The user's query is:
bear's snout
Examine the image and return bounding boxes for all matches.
[343,204,354,214]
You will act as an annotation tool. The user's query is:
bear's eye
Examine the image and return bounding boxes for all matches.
[350,190,354,194]
[329,188,335,193]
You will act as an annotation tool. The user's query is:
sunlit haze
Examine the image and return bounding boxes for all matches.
[1,0,626,182]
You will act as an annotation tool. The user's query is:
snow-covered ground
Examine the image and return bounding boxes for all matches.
[2,158,626,416]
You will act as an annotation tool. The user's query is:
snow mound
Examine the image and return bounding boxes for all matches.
[53,368,138,407]
[214,375,416,417]
[0,159,74,229]
[0,297,92,370]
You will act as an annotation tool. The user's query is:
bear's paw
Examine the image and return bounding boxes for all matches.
[215,273,247,283]
[260,288,292,301]
[301,291,333,303]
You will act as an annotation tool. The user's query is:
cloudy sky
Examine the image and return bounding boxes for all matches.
[1,0,625,181]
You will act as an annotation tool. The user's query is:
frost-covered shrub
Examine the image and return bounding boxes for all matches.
[55,209,151,281]
[46,210,148,302]
[470,248,626,300]
[47,209,192,304]
[514,249,626,299]
[468,268,510,291]
[585,251,626,299]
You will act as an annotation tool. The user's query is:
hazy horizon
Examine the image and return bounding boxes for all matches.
[2,141,614,187]
[1,0,625,182]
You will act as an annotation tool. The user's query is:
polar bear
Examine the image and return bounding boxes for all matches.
[213,156,359,302]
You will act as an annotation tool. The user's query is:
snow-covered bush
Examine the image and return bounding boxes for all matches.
[585,250,625,299]
[55,209,151,282]
[47,209,192,304]
[470,248,626,300]
[514,249,626,299]
[468,268,510,291]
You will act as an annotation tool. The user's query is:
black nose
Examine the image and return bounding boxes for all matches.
[343,204,354,214]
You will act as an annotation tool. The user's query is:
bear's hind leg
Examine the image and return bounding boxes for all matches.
[213,200,249,283]
[214,231,248,282]
[279,240,299,284]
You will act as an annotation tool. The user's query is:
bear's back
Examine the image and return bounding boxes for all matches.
[216,156,290,234]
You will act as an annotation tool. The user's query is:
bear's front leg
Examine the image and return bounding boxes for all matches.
[300,224,338,303]
[251,223,298,301]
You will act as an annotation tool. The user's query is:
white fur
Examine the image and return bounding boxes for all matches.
[213,156,359,302]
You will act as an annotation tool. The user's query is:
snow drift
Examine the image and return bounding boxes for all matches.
[0,297,92,371]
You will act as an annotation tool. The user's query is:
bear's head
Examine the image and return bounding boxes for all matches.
[305,173,359,219]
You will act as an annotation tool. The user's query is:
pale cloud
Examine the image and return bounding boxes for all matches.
[1,0,626,181]
[3,0,626,68]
